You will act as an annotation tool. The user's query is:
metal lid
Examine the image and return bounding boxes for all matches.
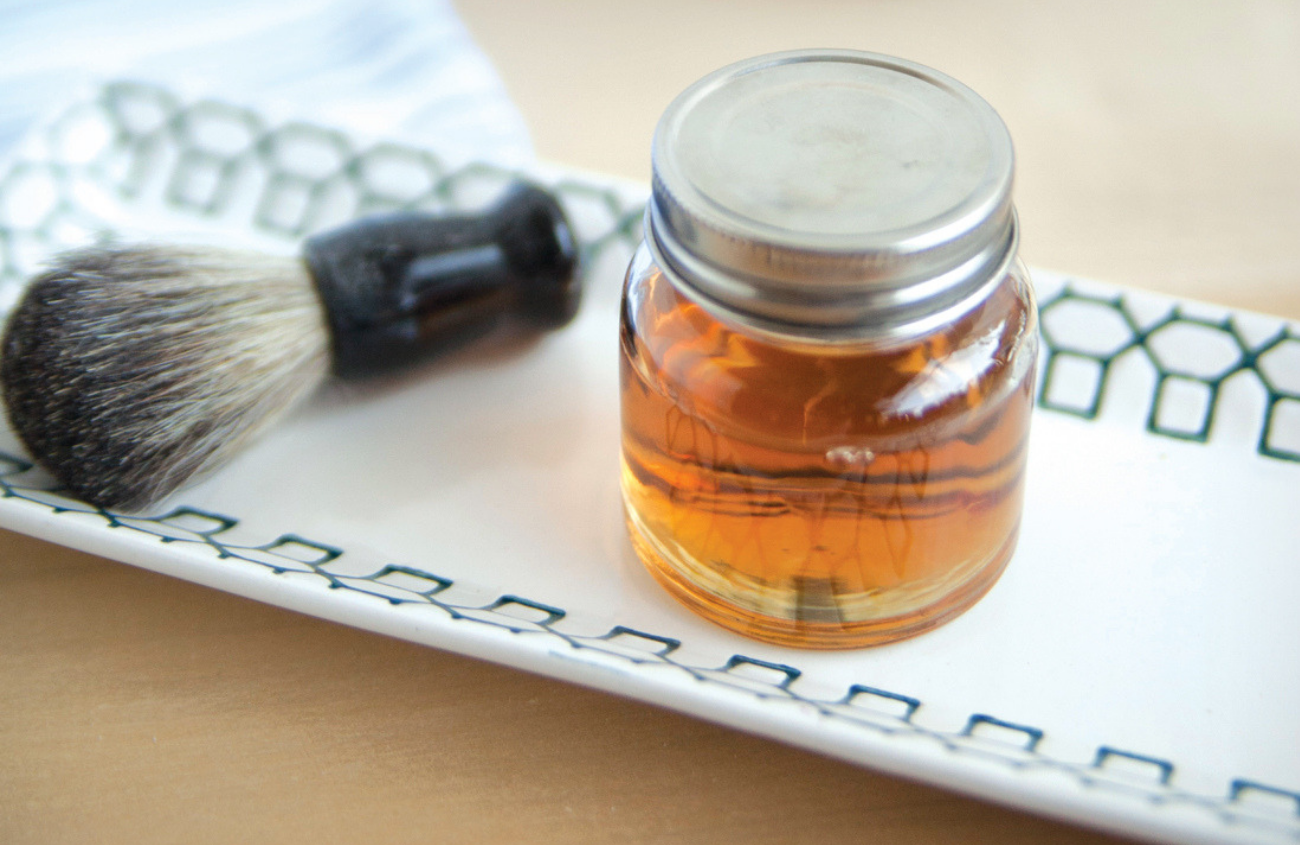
[648,49,1018,343]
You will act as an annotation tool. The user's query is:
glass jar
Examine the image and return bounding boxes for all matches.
[619,50,1039,649]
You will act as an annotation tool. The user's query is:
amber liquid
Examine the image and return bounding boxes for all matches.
[619,261,1037,648]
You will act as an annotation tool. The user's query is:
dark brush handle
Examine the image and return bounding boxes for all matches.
[304,182,580,379]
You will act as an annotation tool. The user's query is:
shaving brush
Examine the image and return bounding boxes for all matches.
[0,182,580,512]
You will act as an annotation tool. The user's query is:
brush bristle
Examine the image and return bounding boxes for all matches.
[0,245,331,511]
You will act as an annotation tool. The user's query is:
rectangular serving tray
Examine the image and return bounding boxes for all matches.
[1,81,1297,845]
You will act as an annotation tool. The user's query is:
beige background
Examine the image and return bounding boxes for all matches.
[2,2,1297,843]
[470,0,1300,320]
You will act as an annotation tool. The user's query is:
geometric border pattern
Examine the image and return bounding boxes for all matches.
[1038,287,1300,462]
[0,80,642,289]
[1,81,1298,840]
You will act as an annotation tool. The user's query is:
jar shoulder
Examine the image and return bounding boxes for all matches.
[620,246,1038,443]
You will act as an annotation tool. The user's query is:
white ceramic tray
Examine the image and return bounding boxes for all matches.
[1,82,1297,845]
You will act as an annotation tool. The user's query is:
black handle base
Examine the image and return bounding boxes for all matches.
[304,182,581,379]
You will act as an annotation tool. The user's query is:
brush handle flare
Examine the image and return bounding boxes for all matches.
[305,182,581,378]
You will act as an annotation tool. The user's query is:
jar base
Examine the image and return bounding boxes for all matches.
[625,508,1017,650]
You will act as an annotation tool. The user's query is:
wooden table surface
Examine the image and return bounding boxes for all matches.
[3,2,1297,842]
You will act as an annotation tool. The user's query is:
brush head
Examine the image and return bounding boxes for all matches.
[0,245,331,512]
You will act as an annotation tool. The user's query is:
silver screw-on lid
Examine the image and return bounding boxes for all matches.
[648,49,1018,343]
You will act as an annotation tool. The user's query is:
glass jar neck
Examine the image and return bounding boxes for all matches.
[644,203,1020,349]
